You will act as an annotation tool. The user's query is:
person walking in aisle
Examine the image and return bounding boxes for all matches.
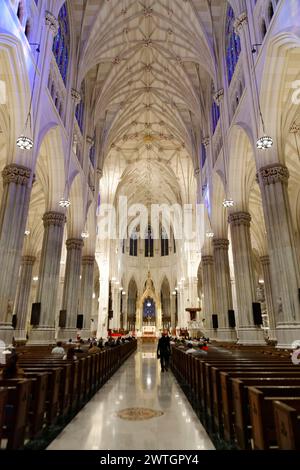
[157,329,171,372]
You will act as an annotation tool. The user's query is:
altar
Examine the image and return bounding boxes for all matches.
[141,325,157,343]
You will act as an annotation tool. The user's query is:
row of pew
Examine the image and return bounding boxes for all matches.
[171,344,300,450]
[0,340,137,449]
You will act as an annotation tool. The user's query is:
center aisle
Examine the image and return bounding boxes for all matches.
[48,343,215,450]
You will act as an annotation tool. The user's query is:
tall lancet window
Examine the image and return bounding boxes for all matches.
[76,82,85,133]
[52,3,70,85]
[130,233,138,257]
[225,4,241,85]
[161,227,169,257]
[145,226,154,258]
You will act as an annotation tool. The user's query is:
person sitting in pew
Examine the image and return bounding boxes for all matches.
[0,352,25,378]
[51,341,65,355]
[63,347,77,361]
[73,342,84,353]
[88,341,101,354]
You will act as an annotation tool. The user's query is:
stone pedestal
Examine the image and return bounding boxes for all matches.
[258,164,300,347]
[212,240,237,342]
[228,213,265,344]
[79,255,95,338]
[29,212,66,344]
[0,164,32,343]
[14,255,36,342]
[58,238,84,340]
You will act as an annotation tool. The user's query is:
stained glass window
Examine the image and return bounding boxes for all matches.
[145,226,154,258]
[52,3,70,85]
[130,233,138,257]
[161,228,169,257]
[212,100,220,133]
[225,4,241,85]
[76,82,85,133]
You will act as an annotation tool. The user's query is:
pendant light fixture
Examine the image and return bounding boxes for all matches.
[16,44,40,150]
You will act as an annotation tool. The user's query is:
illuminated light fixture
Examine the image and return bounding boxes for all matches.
[122,291,126,295]
[119,287,123,291]
[172,291,177,295]
[17,135,33,150]
[206,231,214,238]
[111,277,116,282]
[115,281,120,285]
[256,135,273,150]
[175,287,178,291]
[81,230,89,239]
[16,43,40,151]
[223,197,234,208]
[92,292,96,299]
[24,229,31,236]
[33,276,39,281]
[59,197,71,208]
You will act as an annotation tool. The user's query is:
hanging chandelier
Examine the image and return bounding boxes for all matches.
[81,230,89,239]
[17,135,33,150]
[16,44,40,151]
[223,197,234,208]
[59,197,71,208]
[256,135,273,150]
[206,231,214,238]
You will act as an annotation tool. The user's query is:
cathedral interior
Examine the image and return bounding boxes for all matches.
[0,0,300,453]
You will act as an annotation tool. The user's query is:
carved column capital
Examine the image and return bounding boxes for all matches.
[45,11,59,35]
[71,88,81,104]
[43,211,66,228]
[194,167,200,177]
[228,212,251,227]
[212,238,230,250]
[234,12,248,34]
[82,255,95,266]
[21,255,36,266]
[257,164,289,186]
[213,89,224,105]
[2,164,31,186]
[66,238,84,251]
[202,255,214,266]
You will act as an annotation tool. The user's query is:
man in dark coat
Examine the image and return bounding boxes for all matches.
[157,329,171,372]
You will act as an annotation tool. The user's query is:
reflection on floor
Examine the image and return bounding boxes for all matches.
[47,343,215,450]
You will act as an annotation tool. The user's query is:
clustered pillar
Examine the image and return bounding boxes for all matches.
[30,211,66,344]
[0,164,32,343]
[59,238,84,339]
[14,255,36,342]
[228,212,264,344]
[212,239,236,341]
[79,255,95,337]
[258,164,300,346]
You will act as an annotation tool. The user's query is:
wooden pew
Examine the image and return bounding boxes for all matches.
[0,379,31,449]
[273,398,300,449]
[248,386,300,449]
[231,376,300,449]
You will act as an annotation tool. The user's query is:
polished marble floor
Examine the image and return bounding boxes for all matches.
[47,344,215,450]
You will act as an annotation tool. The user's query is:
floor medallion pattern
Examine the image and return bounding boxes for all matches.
[117,407,164,421]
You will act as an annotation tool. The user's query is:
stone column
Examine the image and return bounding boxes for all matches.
[212,239,237,342]
[257,164,300,347]
[171,292,176,330]
[79,255,95,338]
[122,292,127,330]
[201,255,216,339]
[228,212,264,344]
[59,238,84,340]
[14,255,36,342]
[0,164,32,343]
[111,287,121,330]
[29,212,66,344]
[260,255,277,342]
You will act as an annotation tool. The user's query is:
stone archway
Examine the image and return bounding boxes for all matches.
[136,272,162,331]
